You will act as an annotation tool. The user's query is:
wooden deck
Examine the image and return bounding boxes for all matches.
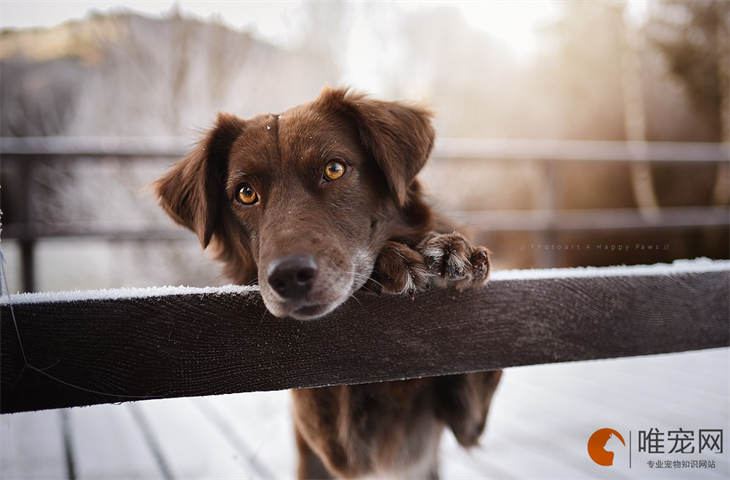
[2,347,727,479]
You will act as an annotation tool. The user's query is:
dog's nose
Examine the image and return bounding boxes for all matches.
[266,253,318,301]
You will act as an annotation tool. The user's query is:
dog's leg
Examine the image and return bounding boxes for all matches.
[433,370,503,447]
[362,234,498,471]
[295,425,333,480]
[410,230,500,446]
[367,240,430,296]
[292,388,365,479]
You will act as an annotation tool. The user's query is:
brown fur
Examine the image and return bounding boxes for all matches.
[154,87,501,478]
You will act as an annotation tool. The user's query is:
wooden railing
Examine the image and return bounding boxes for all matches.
[1,259,728,414]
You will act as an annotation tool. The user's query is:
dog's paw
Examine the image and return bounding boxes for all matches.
[416,231,491,289]
[367,241,429,297]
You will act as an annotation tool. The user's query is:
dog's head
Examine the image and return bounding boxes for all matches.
[155,88,434,319]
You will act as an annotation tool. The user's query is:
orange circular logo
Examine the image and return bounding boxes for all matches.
[587,428,625,466]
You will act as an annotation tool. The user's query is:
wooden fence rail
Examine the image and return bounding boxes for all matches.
[2,259,727,414]
[2,136,728,162]
[4,206,728,241]
[3,137,730,292]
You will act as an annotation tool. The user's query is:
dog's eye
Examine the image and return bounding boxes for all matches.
[236,183,259,205]
[323,160,346,181]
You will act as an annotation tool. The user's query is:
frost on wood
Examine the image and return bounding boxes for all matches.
[490,257,729,281]
[1,284,258,306]
[3,257,727,305]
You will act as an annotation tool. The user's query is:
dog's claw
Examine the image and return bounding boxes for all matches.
[416,232,490,288]
[372,233,490,297]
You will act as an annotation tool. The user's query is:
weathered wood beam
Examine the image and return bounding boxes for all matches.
[1,260,728,414]
[3,207,729,241]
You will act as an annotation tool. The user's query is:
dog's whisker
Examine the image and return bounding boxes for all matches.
[358,284,383,296]
[349,293,364,307]
[259,303,269,322]
[364,279,385,290]
[356,274,384,292]
[348,270,385,289]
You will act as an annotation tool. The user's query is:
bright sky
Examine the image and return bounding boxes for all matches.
[0,0,567,57]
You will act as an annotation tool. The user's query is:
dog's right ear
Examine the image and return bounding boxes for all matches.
[316,87,435,207]
[154,113,245,248]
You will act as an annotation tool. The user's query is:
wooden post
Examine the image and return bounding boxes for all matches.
[538,159,557,267]
[17,157,36,292]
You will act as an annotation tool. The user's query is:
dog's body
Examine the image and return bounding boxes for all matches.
[155,88,501,479]
[293,372,502,479]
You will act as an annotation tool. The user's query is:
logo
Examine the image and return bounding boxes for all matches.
[587,427,722,470]
[588,428,626,466]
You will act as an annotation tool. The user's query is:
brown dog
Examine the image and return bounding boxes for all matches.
[155,87,501,478]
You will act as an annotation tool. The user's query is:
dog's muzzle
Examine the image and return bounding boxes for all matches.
[266,253,318,302]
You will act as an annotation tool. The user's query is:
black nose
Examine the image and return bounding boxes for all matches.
[266,254,318,301]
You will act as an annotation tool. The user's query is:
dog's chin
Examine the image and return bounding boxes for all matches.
[261,288,351,321]
[289,301,341,320]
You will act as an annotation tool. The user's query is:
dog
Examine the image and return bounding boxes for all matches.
[155,87,502,479]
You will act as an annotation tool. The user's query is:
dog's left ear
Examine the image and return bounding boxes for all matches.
[154,113,245,248]
[318,87,435,206]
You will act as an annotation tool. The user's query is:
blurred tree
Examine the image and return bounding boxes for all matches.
[61,10,336,136]
[533,1,636,210]
[0,58,84,136]
[619,1,660,215]
[647,0,729,206]
[647,0,729,141]
[537,0,627,141]
[294,0,347,79]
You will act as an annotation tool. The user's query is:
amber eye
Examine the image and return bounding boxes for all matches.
[323,160,346,181]
[236,183,259,205]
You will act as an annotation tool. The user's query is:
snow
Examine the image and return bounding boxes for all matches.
[489,257,730,281]
[2,258,727,306]
[1,284,259,306]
